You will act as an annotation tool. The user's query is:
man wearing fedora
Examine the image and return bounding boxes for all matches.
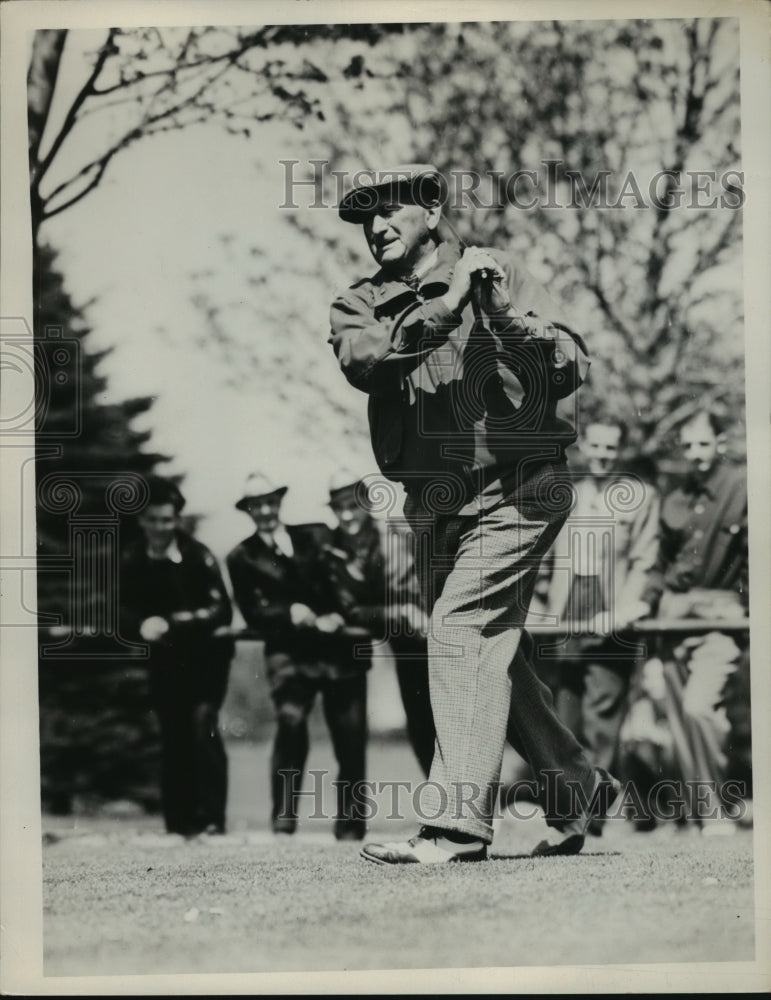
[120,476,234,837]
[226,472,369,840]
[323,470,435,777]
[330,164,619,864]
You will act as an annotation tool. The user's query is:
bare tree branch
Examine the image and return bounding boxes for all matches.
[35,30,119,192]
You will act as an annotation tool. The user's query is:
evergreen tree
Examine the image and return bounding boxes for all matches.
[35,243,168,628]
[35,245,169,813]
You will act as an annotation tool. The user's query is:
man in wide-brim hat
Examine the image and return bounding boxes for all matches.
[234,471,288,512]
[226,471,370,840]
[329,162,619,864]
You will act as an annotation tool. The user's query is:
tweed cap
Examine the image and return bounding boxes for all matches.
[338,163,447,224]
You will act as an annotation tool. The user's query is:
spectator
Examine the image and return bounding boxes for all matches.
[120,477,233,837]
[645,410,747,613]
[322,471,435,776]
[226,472,369,840]
[543,420,660,788]
[623,410,750,831]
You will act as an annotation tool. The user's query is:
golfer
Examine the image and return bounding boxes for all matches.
[329,163,619,864]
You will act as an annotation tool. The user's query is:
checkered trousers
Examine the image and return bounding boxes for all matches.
[404,462,597,842]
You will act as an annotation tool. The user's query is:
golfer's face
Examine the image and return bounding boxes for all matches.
[139,504,178,551]
[247,497,282,534]
[581,424,622,476]
[364,202,431,270]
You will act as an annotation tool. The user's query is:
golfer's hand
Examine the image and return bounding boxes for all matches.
[471,258,512,316]
[443,247,509,313]
[140,616,170,642]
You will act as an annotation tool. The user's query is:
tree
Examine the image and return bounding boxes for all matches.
[26,23,420,461]
[35,245,170,813]
[35,243,167,628]
[391,18,744,457]
[188,18,744,464]
[27,23,420,810]
[27,24,415,256]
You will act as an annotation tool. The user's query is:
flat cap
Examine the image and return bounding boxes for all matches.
[338,163,447,224]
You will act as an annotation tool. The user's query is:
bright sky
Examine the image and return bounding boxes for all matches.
[36,23,747,560]
[42,31,378,559]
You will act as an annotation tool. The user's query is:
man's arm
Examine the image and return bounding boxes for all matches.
[329,287,464,395]
[226,546,294,635]
[615,486,662,624]
[641,500,685,612]
[118,551,144,641]
[167,544,233,635]
[484,255,590,399]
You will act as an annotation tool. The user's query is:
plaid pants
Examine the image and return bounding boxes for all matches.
[405,464,597,842]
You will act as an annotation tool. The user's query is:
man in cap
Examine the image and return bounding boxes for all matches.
[120,476,233,836]
[226,472,369,839]
[330,164,618,863]
[323,470,435,776]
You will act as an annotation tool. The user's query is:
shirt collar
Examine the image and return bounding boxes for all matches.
[684,461,727,500]
[260,526,293,556]
[412,246,440,282]
[372,240,460,293]
[146,538,183,563]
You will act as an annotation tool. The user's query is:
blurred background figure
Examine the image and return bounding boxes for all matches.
[541,420,660,826]
[646,411,747,612]
[120,477,234,837]
[226,472,369,840]
[323,471,435,777]
[621,410,750,832]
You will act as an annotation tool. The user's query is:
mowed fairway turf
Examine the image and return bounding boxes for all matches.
[42,740,756,976]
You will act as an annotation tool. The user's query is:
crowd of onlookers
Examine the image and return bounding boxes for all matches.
[119,408,750,839]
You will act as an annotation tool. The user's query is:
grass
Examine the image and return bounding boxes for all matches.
[42,740,756,977]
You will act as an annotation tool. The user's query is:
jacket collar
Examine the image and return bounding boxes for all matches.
[369,240,461,305]
[683,460,729,500]
[145,536,183,563]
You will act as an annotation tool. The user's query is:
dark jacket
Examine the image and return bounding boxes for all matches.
[227,523,344,661]
[643,461,748,610]
[329,240,588,505]
[319,516,427,653]
[120,532,233,667]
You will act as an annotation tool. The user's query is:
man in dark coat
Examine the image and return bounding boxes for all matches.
[330,164,617,864]
[226,472,369,840]
[120,477,233,836]
[323,471,435,776]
